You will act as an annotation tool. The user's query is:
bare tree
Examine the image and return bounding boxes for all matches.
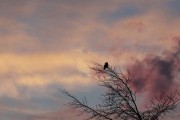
[62,63,180,120]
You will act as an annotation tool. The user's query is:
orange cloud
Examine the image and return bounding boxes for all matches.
[0,1,179,120]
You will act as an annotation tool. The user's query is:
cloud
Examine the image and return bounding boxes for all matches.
[0,85,71,120]
[0,52,97,98]
[0,0,180,55]
[0,0,39,19]
[24,108,83,120]
[127,40,180,97]
[0,0,180,120]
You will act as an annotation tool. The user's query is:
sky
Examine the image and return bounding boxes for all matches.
[0,0,180,120]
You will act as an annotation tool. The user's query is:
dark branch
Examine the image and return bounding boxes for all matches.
[61,62,180,120]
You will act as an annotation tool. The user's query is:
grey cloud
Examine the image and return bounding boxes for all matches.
[127,40,180,97]
[0,0,166,54]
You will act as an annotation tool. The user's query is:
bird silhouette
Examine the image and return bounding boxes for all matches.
[104,62,108,70]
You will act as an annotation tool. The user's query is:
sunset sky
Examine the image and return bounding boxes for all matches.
[0,0,180,120]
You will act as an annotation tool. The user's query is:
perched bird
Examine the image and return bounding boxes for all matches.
[104,62,108,70]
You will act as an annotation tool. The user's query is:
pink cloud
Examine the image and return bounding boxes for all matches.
[127,40,180,98]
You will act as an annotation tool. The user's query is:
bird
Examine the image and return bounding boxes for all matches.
[104,62,109,70]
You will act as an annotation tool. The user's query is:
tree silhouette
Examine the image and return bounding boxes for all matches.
[62,63,180,120]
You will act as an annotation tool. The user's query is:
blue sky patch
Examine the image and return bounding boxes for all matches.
[101,6,141,23]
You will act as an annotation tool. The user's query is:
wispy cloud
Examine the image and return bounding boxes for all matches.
[0,0,179,120]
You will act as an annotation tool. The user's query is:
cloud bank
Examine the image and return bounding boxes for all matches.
[0,0,180,120]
